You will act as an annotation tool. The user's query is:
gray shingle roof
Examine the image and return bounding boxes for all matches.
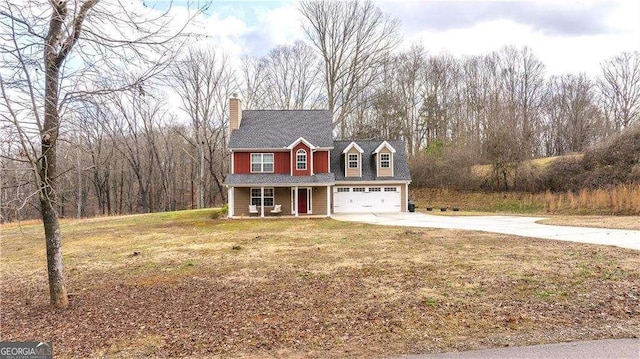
[229,110,334,149]
[331,140,411,182]
[225,173,335,186]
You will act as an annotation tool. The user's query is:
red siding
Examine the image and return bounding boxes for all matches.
[291,143,311,176]
[313,151,329,173]
[274,152,290,174]
[233,151,289,174]
[234,152,250,174]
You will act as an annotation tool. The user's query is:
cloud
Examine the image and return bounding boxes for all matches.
[241,3,305,56]
[189,1,304,58]
[379,1,618,36]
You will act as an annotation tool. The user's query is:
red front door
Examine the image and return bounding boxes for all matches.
[297,188,307,214]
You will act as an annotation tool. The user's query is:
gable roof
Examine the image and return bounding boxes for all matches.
[342,141,364,154]
[228,110,334,149]
[331,139,411,182]
[373,140,396,154]
[287,137,317,150]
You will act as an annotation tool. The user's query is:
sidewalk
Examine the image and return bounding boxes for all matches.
[393,339,639,359]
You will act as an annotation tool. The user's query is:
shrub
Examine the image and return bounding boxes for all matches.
[211,204,228,219]
[409,141,481,190]
[542,155,584,192]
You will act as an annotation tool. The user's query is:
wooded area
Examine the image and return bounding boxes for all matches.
[2,0,640,223]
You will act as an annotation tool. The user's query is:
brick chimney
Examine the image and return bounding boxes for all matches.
[229,93,242,131]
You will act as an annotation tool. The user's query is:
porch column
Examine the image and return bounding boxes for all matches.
[294,186,299,217]
[260,186,265,217]
[326,185,331,217]
[228,186,234,218]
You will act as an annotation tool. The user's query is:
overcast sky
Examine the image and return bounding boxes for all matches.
[176,0,639,76]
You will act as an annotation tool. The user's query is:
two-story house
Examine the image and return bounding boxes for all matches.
[224,95,411,217]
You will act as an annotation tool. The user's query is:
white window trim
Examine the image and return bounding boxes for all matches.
[296,149,307,170]
[251,187,274,207]
[347,153,359,169]
[250,153,274,173]
[380,153,391,168]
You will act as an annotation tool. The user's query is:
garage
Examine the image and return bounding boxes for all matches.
[333,186,402,213]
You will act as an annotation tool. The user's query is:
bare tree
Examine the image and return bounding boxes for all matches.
[544,74,603,155]
[419,53,461,143]
[260,41,323,109]
[0,0,200,308]
[598,51,640,131]
[104,86,173,213]
[299,0,401,138]
[497,46,546,159]
[73,100,116,215]
[395,45,426,156]
[239,55,268,110]
[169,47,237,207]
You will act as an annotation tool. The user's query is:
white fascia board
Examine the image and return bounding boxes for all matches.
[286,137,317,150]
[232,182,336,187]
[373,141,396,154]
[342,141,364,154]
[230,148,289,152]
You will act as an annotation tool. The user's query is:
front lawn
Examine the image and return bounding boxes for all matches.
[1,209,638,358]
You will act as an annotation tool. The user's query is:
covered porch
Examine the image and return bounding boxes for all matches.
[228,185,331,218]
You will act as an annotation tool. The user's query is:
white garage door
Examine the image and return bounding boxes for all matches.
[333,186,402,213]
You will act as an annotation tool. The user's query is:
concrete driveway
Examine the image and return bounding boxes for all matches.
[332,213,640,251]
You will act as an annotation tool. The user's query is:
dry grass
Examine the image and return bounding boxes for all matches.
[415,210,640,230]
[538,216,640,230]
[540,184,640,215]
[472,154,583,178]
[411,188,543,213]
[1,209,639,358]
[411,185,640,217]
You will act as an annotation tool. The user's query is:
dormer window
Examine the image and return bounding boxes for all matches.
[373,141,396,177]
[348,154,359,168]
[380,153,390,168]
[343,141,364,178]
[296,149,307,170]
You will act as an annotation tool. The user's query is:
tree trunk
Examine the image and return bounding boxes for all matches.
[41,59,68,308]
[40,194,69,308]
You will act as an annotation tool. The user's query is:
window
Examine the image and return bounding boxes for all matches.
[380,153,391,168]
[353,187,365,192]
[369,187,381,192]
[336,187,350,193]
[251,188,274,207]
[296,149,307,170]
[251,153,274,173]
[384,187,397,192]
[348,154,359,168]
